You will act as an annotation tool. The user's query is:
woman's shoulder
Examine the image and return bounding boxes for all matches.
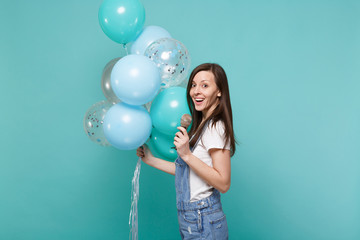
[200,119,229,150]
[208,119,226,129]
[206,119,226,135]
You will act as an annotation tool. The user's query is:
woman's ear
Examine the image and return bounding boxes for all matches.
[217,91,221,97]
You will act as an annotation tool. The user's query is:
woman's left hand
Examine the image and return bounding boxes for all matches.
[174,126,191,160]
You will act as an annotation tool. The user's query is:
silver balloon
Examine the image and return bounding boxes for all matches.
[144,101,152,112]
[144,38,191,89]
[83,100,113,146]
[101,57,121,104]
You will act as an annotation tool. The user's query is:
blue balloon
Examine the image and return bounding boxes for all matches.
[98,0,145,44]
[103,102,152,150]
[150,87,191,136]
[130,26,171,55]
[111,55,161,105]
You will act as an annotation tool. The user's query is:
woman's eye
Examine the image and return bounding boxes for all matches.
[191,84,196,87]
[202,84,208,87]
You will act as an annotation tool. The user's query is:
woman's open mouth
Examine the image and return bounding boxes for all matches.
[194,98,204,105]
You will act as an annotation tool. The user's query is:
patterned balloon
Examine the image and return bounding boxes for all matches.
[83,100,113,146]
[144,38,191,89]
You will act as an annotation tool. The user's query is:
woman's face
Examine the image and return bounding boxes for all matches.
[189,70,221,119]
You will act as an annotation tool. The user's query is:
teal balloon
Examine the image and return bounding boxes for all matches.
[98,0,145,44]
[150,87,190,136]
[146,139,170,161]
[103,102,152,150]
[149,128,177,160]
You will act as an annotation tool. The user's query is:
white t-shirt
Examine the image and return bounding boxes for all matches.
[190,120,230,202]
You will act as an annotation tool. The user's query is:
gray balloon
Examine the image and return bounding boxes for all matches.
[101,57,121,104]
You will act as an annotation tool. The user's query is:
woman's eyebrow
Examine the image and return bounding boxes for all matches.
[193,80,210,83]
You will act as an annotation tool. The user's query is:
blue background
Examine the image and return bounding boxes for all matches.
[1,0,359,239]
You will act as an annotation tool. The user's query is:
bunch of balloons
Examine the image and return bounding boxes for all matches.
[84,0,191,160]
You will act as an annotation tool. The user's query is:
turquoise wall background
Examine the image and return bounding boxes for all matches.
[1,0,359,239]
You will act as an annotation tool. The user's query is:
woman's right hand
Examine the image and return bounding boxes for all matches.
[136,144,176,175]
[136,145,153,164]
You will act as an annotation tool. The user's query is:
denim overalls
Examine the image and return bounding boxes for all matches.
[175,125,228,239]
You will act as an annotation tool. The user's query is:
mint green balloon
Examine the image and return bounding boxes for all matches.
[149,128,177,160]
[98,0,145,44]
[150,87,191,136]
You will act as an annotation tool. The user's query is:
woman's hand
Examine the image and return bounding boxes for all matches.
[136,144,176,175]
[136,145,154,165]
[174,127,192,161]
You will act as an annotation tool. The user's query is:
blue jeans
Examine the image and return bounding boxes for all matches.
[175,155,228,239]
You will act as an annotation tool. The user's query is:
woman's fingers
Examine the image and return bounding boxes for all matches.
[175,130,184,138]
[175,129,189,139]
[175,132,183,138]
[174,136,186,147]
[177,127,187,135]
[136,146,145,158]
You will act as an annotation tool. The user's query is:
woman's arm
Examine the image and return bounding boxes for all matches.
[174,127,231,193]
[136,145,175,175]
[183,149,231,193]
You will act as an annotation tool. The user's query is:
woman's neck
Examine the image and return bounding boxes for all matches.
[202,101,219,121]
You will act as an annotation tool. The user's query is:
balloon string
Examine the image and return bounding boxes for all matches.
[123,44,129,55]
[129,157,142,240]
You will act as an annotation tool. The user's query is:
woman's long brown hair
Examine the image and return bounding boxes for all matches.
[187,63,236,156]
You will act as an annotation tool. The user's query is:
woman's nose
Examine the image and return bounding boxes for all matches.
[194,85,201,94]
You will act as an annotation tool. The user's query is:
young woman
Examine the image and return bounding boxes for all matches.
[137,63,236,239]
